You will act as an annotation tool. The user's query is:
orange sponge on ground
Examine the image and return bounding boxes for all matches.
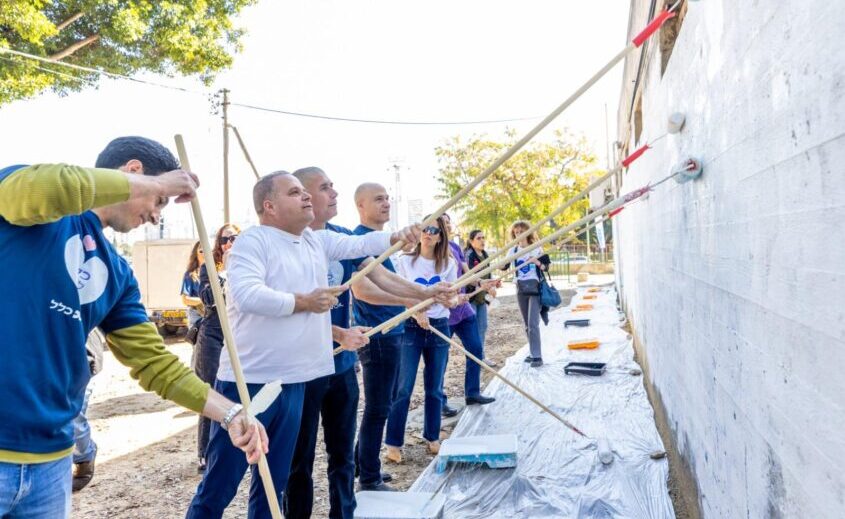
[568,338,600,350]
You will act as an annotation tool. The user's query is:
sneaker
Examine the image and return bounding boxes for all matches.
[483,358,497,367]
[523,355,534,363]
[441,404,459,418]
[381,472,393,483]
[359,481,396,492]
[466,395,496,406]
[72,460,95,492]
[530,358,544,368]
[197,457,207,474]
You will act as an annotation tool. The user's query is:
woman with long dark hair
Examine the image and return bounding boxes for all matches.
[385,216,457,462]
[465,229,497,367]
[181,241,204,327]
[508,220,550,367]
[194,223,239,472]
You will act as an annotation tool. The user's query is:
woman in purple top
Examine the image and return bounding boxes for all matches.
[441,214,495,414]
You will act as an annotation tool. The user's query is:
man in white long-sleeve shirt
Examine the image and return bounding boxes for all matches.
[187,171,421,519]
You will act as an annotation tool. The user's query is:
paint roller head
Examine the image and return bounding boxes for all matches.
[667,112,686,134]
[597,438,614,464]
[673,157,703,184]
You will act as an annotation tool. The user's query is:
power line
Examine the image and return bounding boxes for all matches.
[0,47,542,126]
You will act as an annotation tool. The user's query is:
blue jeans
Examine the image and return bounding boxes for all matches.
[355,334,402,486]
[449,316,484,398]
[472,302,488,351]
[72,384,96,464]
[0,456,72,518]
[194,322,224,460]
[186,380,305,519]
[284,367,358,519]
[385,318,450,446]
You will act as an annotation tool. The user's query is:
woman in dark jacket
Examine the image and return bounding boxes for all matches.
[465,229,497,367]
[194,223,239,472]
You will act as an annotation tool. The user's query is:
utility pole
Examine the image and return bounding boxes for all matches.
[221,88,231,223]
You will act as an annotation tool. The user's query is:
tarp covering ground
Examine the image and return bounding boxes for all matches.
[409,285,676,518]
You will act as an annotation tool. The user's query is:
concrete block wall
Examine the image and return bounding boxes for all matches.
[614,1,845,517]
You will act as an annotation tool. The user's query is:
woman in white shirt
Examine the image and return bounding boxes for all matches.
[385,216,457,461]
[508,220,549,367]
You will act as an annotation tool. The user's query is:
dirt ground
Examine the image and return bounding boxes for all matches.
[71,289,691,518]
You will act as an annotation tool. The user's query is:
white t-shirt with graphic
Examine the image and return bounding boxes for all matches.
[396,254,458,319]
[512,246,543,282]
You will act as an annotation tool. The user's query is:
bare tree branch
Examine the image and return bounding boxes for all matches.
[55,12,84,32]
[49,34,100,61]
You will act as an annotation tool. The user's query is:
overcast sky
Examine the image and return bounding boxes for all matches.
[0,0,631,239]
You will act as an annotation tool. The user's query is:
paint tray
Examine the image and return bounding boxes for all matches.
[564,319,591,328]
[567,338,600,350]
[354,491,446,519]
[435,434,518,473]
[564,362,606,376]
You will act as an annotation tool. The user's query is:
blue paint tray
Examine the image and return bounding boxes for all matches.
[435,434,518,473]
[354,491,445,519]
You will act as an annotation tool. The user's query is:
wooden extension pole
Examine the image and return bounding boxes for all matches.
[464,165,620,279]
[174,135,284,519]
[340,44,643,290]
[341,3,677,290]
[333,182,650,355]
[427,326,587,438]
[470,215,606,294]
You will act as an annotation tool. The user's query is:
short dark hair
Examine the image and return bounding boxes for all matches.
[95,136,179,176]
[253,171,291,214]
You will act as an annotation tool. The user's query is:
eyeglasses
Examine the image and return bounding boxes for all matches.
[220,235,238,245]
[422,226,441,235]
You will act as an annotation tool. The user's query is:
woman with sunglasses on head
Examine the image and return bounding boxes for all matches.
[384,216,457,462]
[194,223,240,473]
[465,229,498,367]
[507,220,551,368]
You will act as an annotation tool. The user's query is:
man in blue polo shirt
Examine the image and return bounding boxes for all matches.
[0,137,267,518]
[351,182,419,491]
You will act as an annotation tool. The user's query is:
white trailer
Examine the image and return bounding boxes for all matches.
[131,239,195,335]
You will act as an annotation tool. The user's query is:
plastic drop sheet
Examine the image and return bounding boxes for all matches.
[409,286,675,518]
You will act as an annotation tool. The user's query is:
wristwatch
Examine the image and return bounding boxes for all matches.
[221,403,244,431]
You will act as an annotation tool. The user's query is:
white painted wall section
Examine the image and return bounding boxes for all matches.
[614,0,845,517]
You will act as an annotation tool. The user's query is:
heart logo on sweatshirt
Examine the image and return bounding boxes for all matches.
[413,275,442,286]
[64,235,109,305]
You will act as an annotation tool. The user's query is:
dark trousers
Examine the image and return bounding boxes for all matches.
[355,334,402,486]
[385,318,450,446]
[284,367,359,519]
[186,380,305,519]
[194,322,223,460]
[448,315,484,398]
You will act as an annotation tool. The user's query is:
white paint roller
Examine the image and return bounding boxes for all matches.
[597,438,614,465]
[667,112,686,134]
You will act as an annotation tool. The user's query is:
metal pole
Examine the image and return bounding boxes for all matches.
[222,88,231,223]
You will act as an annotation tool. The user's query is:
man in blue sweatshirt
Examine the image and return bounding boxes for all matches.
[0,137,267,518]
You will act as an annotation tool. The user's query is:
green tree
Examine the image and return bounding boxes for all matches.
[0,0,255,104]
[435,129,603,247]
